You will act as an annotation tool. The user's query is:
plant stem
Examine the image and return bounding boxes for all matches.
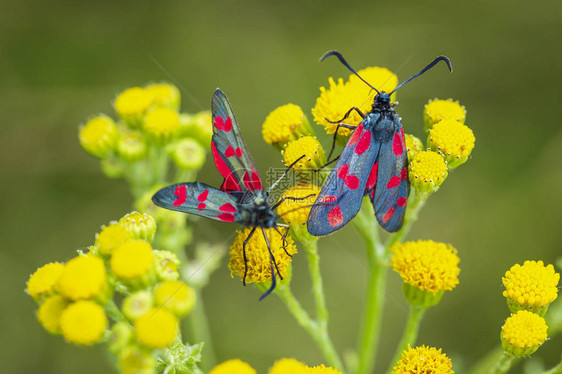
[186,288,217,371]
[302,239,329,332]
[276,284,345,371]
[386,305,426,374]
[543,362,562,374]
[490,353,516,374]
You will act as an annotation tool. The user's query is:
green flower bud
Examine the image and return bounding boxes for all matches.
[119,212,157,243]
[170,138,206,170]
[122,291,154,321]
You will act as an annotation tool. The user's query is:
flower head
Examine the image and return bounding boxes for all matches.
[114,87,154,125]
[122,291,154,321]
[152,250,180,281]
[309,364,343,373]
[60,300,107,345]
[391,240,460,306]
[110,240,155,287]
[145,82,180,110]
[408,151,448,195]
[119,212,157,243]
[135,307,178,349]
[404,134,423,162]
[424,99,466,131]
[393,345,453,374]
[143,106,180,142]
[27,262,65,301]
[282,136,326,171]
[170,137,206,170]
[229,228,297,284]
[502,260,559,315]
[210,359,257,374]
[95,222,131,256]
[57,255,109,302]
[269,358,308,374]
[501,310,548,357]
[79,115,118,158]
[108,321,133,354]
[118,345,157,374]
[153,280,196,317]
[117,130,147,161]
[276,183,321,225]
[262,104,314,149]
[37,294,69,334]
[180,111,213,146]
[428,119,475,168]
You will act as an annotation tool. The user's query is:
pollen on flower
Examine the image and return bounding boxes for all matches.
[57,255,108,301]
[262,104,312,146]
[37,294,69,334]
[114,87,154,120]
[408,151,448,194]
[119,212,157,243]
[143,106,180,141]
[392,345,453,374]
[79,115,118,158]
[501,310,548,357]
[110,240,154,282]
[210,359,257,374]
[309,364,343,374]
[153,280,196,317]
[135,307,178,349]
[282,136,326,170]
[502,260,559,312]
[27,262,65,301]
[228,228,297,283]
[276,183,321,225]
[60,300,107,345]
[95,223,131,256]
[391,240,460,295]
[269,358,308,374]
[404,134,423,162]
[145,82,180,109]
[424,98,466,130]
[428,119,475,168]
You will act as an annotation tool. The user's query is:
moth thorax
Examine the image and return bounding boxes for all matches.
[373,92,392,112]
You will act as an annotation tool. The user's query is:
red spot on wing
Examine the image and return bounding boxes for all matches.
[320,195,337,204]
[393,132,403,156]
[235,147,244,157]
[197,203,206,211]
[401,167,408,180]
[348,124,364,146]
[397,197,407,207]
[345,175,359,190]
[219,203,237,212]
[251,171,262,190]
[223,117,233,132]
[217,213,235,222]
[366,162,379,190]
[243,171,262,191]
[197,190,209,202]
[222,175,241,192]
[224,146,235,157]
[327,206,343,227]
[214,116,233,132]
[212,141,241,192]
[355,130,372,155]
[173,185,187,206]
[387,176,401,189]
[337,164,349,179]
[382,208,395,223]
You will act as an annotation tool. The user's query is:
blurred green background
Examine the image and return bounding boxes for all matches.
[2,0,561,373]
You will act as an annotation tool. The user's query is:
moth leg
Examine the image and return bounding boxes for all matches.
[261,227,282,280]
[259,258,277,301]
[242,227,257,286]
[266,154,306,197]
[323,122,358,167]
[273,225,291,257]
[325,106,366,124]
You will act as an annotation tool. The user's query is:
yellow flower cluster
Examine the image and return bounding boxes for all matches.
[210,358,342,374]
[501,310,548,357]
[393,345,453,374]
[26,212,196,373]
[262,104,315,148]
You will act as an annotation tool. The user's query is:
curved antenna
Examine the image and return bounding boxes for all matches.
[390,56,452,94]
[321,50,380,95]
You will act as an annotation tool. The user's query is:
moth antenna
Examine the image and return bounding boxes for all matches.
[321,50,380,95]
[390,56,452,94]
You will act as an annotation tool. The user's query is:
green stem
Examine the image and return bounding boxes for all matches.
[105,299,127,323]
[466,346,504,374]
[186,288,217,371]
[386,305,426,374]
[302,239,328,330]
[543,362,562,374]
[490,353,516,374]
[276,284,345,371]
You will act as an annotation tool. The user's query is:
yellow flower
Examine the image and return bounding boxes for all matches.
[117,130,147,161]
[408,151,448,195]
[114,87,154,125]
[277,183,321,225]
[79,115,118,158]
[60,300,107,345]
[312,66,398,137]
[143,106,180,142]
[210,359,257,374]
[391,240,460,306]
[424,98,466,131]
[262,104,314,148]
[269,358,308,374]
[392,345,453,374]
[428,119,475,168]
[119,212,157,243]
[37,294,69,334]
[27,262,65,301]
[110,240,155,287]
[282,136,326,171]
[95,223,131,256]
[57,255,109,302]
[229,228,297,283]
[153,280,196,317]
[502,260,559,315]
[118,345,157,374]
[404,134,423,162]
[501,310,548,357]
[135,307,178,349]
[145,82,180,110]
[309,364,342,374]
